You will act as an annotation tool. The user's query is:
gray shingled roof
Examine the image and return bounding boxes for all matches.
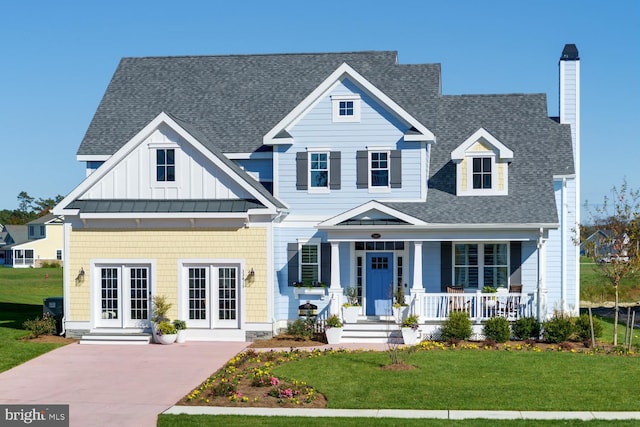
[385,94,574,224]
[79,51,440,156]
[77,50,574,226]
[67,199,265,214]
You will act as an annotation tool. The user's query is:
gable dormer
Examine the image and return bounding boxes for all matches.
[451,128,513,196]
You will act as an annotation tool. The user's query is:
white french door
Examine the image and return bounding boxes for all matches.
[185,264,240,329]
[95,265,150,328]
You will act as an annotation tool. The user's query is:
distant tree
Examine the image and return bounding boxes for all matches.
[582,180,640,345]
[1,192,65,225]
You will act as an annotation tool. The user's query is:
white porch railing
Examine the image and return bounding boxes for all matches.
[417,291,536,322]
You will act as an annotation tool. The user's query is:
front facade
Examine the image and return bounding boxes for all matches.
[54,46,580,341]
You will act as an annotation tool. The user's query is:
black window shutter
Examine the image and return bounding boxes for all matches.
[296,152,308,190]
[320,243,331,286]
[356,150,368,189]
[329,151,341,190]
[510,242,522,285]
[440,242,452,292]
[287,243,299,286]
[390,150,402,188]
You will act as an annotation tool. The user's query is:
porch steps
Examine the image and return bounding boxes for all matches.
[341,321,403,344]
[79,333,152,345]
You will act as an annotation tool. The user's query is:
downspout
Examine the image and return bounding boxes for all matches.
[537,227,547,321]
[561,177,567,313]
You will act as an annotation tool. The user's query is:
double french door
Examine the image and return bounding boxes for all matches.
[184,265,240,329]
[96,265,150,328]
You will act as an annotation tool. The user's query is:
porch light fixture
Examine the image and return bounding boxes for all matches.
[248,268,255,277]
[371,233,381,239]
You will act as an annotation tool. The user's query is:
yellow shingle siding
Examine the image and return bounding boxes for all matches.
[67,227,268,323]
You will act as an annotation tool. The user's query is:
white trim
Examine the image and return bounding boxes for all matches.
[318,201,427,227]
[54,112,281,216]
[331,94,361,122]
[225,152,273,160]
[263,63,435,145]
[451,128,513,160]
[77,155,110,162]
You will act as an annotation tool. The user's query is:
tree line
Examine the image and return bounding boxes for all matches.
[0,191,64,225]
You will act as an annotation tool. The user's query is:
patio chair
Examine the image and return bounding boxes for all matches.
[497,284,523,319]
[447,286,467,313]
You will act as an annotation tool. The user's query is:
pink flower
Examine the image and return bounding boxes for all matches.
[270,377,280,386]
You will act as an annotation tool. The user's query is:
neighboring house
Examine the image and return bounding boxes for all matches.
[580,230,610,257]
[54,45,580,341]
[1,224,27,266]
[1,214,64,268]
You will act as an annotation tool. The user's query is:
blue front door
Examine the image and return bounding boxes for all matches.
[366,252,394,316]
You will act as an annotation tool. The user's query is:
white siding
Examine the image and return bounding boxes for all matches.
[82,125,254,201]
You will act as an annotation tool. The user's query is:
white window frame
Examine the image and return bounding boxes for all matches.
[298,238,321,285]
[453,243,509,290]
[368,149,391,192]
[307,149,330,193]
[149,143,180,188]
[468,153,496,191]
[332,94,361,123]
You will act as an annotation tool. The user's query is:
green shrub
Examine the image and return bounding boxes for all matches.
[512,316,541,340]
[483,316,510,343]
[23,313,57,338]
[440,311,472,341]
[286,318,316,340]
[574,313,603,342]
[542,312,574,343]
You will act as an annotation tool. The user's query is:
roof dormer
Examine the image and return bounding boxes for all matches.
[451,128,513,196]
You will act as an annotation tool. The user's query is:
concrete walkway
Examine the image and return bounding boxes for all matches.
[0,341,248,427]
[164,406,640,421]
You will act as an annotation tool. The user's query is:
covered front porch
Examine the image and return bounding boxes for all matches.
[308,202,552,342]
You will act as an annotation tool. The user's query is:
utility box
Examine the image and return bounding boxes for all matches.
[43,297,64,334]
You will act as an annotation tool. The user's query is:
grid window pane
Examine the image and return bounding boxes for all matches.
[156,149,176,182]
[310,152,328,188]
[370,152,389,187]
[300,244,319,284]
[101,268,119,319]
[129,268,148,320]
[188,268,207,320]
[218,268,237,320]
[472,157,492,189]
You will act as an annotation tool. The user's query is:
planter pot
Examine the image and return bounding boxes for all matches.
[156,333,177,345]
[325,327,342,344]
[342,306,360,323]
[151,323,159,343]
[401,327,419,345]
[176,329,187,343]
[393,306,409,324]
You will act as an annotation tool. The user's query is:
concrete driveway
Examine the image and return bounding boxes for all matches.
[0,341,249,426]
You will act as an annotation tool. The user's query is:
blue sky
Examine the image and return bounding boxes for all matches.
[1,0,638,215]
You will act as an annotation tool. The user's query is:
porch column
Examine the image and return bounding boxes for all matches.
[328,241,342,316]
[537,230,548,321]
[411,241,425,318]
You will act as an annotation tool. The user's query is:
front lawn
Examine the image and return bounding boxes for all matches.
[0,267,68,373]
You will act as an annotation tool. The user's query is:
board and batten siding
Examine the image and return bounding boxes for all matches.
[82,124,254,201]
[276,80,425,215]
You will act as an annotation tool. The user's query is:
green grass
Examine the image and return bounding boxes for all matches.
[580,257,639,303]
[0,267,66,373]
[271,350,638,411]
[158,415,640,427]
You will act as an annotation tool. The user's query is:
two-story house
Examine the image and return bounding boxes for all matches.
[54,45,580,342]
[1,214,64,267]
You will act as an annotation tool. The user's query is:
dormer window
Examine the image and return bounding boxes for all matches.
[472,157,492,189]
[451,128,513,196]
[332,94,361,122]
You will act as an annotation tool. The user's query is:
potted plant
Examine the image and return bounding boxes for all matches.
[401,314,420,345]
[341,287,361,323]
[392,287,409,323]
[324,314,343,345]
[155,320,177,345]
[173,319,187,343]
[151,295,172,343]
